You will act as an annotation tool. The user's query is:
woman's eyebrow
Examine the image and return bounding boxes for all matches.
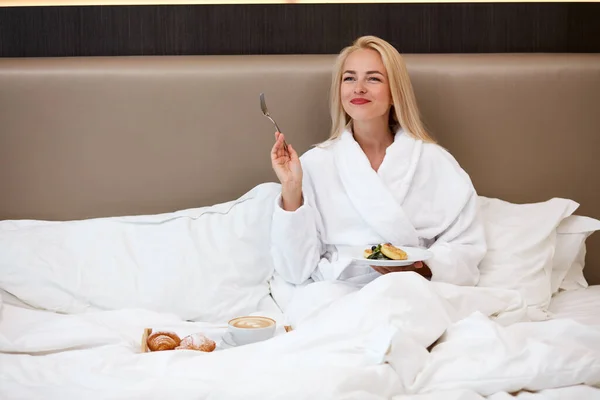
[342,70,384,75]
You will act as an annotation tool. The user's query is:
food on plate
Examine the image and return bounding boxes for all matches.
[364,243,408,260]
[176,333,216,352]
[381,243,408,260]
[363,248,375,258]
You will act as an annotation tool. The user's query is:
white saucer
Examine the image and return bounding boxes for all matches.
[351,245,433,267]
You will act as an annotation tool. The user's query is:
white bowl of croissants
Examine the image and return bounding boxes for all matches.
[141,328,216,353]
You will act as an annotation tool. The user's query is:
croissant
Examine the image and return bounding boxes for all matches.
[176,333,216,352]
[146,331,182,351]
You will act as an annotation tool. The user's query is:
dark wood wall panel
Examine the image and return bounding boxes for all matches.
[1,2,599,58]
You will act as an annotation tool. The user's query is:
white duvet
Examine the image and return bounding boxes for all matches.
[1,273,599,399]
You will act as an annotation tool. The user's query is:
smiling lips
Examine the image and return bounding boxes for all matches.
[350,98,371,105]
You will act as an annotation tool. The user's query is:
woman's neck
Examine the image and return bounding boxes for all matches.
[352,117,394,154]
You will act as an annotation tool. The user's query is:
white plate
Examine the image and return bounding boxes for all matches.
[351,245,433,267]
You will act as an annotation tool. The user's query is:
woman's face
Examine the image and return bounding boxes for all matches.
[340,48,392,124]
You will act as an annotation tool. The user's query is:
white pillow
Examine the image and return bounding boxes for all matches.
[0,220,60,310]
[477,196,579,320]
[0,182,281,323]
[551,215,600,294]
[560,249,589,291]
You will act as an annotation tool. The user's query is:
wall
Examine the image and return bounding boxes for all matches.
[1,2,599,57]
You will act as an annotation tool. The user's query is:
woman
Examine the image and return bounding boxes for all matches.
[270,36,486,289]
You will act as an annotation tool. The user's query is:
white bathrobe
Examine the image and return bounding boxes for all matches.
[270,129,487,287]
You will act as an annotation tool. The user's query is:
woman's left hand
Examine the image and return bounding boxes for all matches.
[371,261,432,278]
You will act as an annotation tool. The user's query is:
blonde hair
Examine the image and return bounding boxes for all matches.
[325,35,435,144]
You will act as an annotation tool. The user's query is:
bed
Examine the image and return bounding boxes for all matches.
[1,54,599,399]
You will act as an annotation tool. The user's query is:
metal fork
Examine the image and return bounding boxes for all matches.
[260,93,289,154]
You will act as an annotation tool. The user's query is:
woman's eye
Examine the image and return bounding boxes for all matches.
[342,76,381,82]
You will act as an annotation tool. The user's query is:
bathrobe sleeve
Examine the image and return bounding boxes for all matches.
[426,190,487,286]
[270,161,325,285]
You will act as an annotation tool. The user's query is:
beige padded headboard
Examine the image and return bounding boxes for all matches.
[0,54,599,284]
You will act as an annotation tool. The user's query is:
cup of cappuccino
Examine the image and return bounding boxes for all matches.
[227,316,277,346]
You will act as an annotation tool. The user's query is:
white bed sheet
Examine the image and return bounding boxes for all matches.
[548,285,600,330]
[393,385,600,399]
[0,288,39,310]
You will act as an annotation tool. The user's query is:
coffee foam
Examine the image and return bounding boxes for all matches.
[229,316,275,329]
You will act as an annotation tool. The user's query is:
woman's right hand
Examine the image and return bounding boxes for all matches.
[271,131,303,211]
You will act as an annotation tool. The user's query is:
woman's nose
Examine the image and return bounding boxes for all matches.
[353,82,366,94]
